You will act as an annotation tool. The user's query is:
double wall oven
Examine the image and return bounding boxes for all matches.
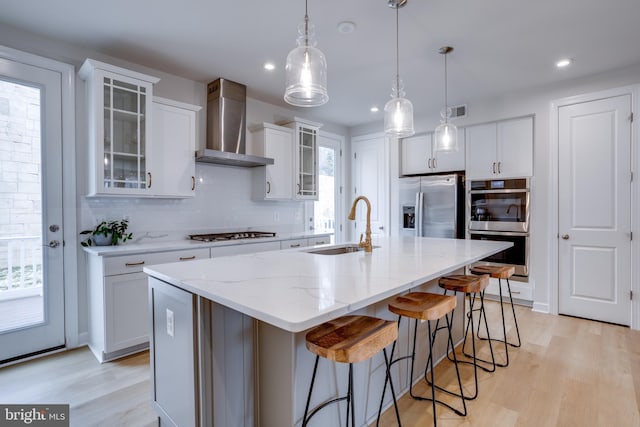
[467,178,530,279]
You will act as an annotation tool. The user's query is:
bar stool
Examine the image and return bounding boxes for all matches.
[469,265,522,367]
[302,315,402,427]
[377,292,466,427]
[438,274,495,400]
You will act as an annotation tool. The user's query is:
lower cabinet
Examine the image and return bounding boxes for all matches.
[86,247,208,363]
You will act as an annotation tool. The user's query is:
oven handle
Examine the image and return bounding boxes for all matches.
[469,230,529,237]
[469,188,529,195]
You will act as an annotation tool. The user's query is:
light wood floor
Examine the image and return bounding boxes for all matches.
[0,302,638,427]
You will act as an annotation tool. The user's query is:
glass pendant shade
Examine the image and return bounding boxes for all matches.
[434,121,459,152]
[284,22,328,107]
[384,78,414,138]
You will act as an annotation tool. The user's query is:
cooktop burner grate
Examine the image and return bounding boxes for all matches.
[188,231,277,242]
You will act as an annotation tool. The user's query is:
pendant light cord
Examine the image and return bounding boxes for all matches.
[444,50,448,123]
[304,0,309,47]
[395,4,400,95]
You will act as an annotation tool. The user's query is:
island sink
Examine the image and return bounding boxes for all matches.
[305,243,378,255]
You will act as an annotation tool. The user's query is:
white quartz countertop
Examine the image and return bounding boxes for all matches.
[144,236,511,333]
[82,231,332,256]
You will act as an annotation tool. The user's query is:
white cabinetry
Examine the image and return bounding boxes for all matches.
[283,118,322,200]
[250,123,294,200]
[151,97,201,197]
[466,116,533,180]
[79,59,160,197]
[87,247,208,362]
[401,131,465,175]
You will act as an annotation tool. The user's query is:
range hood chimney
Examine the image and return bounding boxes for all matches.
[196,78,274,167]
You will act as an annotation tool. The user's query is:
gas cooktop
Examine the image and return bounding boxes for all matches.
[188,231,277,242]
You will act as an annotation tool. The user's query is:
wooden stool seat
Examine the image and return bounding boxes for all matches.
[469,265,515,280]
[439,274,489,294]
[305,315,398,364]
[388,292,456,321]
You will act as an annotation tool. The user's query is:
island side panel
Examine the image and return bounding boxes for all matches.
[149,277,199,427]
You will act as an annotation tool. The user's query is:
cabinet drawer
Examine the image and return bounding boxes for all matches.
[280,239,307,249]
[307,236,330,246]
[210,241,280,258]
[104,248,210,276]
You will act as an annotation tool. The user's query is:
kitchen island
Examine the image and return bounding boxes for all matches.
[144,236,511,427]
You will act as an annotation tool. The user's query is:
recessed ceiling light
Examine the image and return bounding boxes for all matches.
[556,58,572,68]
[337,21,356,34]
[370,106,379,113]
[263,62,276,71]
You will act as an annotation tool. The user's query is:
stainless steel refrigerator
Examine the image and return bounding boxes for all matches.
[399,174,465,238]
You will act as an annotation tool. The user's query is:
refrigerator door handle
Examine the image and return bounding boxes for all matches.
[416,192,424,237]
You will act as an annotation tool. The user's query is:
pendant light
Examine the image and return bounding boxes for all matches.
[434,46,458,152]
[284,0,328,107]
[383,0,414,138]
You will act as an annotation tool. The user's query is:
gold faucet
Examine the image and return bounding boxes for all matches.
[348,195,372,253]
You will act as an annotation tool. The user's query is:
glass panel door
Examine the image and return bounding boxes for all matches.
[313,134,343,242]
[0,57,65,363]
[103,77,147,190]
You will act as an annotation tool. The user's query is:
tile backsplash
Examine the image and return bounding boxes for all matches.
[79,163,305,243]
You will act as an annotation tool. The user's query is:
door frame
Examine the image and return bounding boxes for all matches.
[0,45,78,346]
[549,85,639,330]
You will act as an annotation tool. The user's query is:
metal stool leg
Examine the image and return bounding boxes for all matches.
[302,355,320,427]
[506,278,522,348]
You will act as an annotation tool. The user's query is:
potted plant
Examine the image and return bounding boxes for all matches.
[80,219,133,247]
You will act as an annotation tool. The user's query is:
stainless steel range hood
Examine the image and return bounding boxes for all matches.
[196,78,274,167]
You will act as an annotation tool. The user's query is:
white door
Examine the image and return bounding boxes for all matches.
[351,135,388,238]
[558,94,632,325]
[0,58,65,362]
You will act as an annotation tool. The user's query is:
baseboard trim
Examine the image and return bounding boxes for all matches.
[532,302,550,313]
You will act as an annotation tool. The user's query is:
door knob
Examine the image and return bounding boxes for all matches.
[49,224,60,232]
[379,226,384,230]
[561,234,570,240]
[49,240,61,248]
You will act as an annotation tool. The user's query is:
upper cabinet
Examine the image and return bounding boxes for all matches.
[466,116,533,180]
[151,97,201,198]
[283,118,322,200]
[401,131,465,176]
[80,59,201,198]
[249,123,294,200]
[79,59,160,197]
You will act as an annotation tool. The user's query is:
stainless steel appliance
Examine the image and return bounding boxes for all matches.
[399,174,465,239]
[195,78,274,167]
[468,178,530,279]
[189,231,276,242]
[468,178,529,232]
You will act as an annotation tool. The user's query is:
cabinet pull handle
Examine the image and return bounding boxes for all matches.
[315,241,326,245]
[266,181,271,194]
[492,162,496,174]
[179,256,196,261]
[497,162,502,174]
[290,243,301,248]
[125,261,145,267]
[433,158,437,169]
[427,158,431,168]
[147,172,152,189]
[191,176,195,191]
[510,290,521,295]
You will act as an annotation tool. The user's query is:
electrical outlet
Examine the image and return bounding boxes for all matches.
[166,309,174,337]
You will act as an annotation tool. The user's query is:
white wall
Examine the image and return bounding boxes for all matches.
[352,61,640,315]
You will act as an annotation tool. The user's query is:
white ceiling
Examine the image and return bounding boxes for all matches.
[2,0,640,128]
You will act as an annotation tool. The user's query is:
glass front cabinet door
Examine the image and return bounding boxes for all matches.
[79,59,160,196]
[285,118,322,200]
